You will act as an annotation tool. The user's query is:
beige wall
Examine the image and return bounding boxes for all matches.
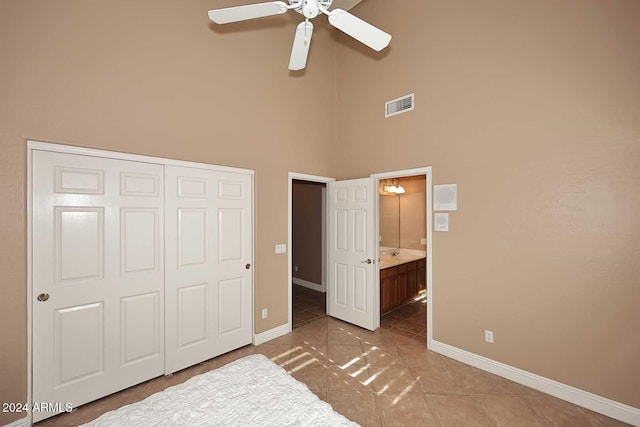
[2,0,640,422]
[0,1,338,423]
[336,0,640,408]
[292,180,324,285]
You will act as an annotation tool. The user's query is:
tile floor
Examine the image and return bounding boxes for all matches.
[37,287,630,426]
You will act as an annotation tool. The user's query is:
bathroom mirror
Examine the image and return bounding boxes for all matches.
[379,194,400,249]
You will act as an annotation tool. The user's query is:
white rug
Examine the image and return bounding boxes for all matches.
[82,354,359,426]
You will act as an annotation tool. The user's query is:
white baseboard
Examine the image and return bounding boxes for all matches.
[253,323,291,346]
[292,277,325,293]
[2,415,30,427]
[431,340,640,426]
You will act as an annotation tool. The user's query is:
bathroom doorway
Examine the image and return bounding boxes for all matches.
[373,169,432,346]
[286,169,432,348]
[288,173,333,330]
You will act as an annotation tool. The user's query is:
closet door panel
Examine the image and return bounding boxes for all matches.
[32,150,164,422]
[214,172,253,355]
[165,166,253,374]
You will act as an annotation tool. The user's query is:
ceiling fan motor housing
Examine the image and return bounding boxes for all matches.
[291,0,332,18]
[303,0,319,18]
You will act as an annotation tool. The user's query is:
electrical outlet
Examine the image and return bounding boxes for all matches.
[294,265,298,272]
[261,308,268,319]
[275,244,286,254]
[484,329,494,344]
[420,237,427,245]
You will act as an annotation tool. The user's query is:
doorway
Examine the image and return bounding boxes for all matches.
[287,173,334,331]
[291,179,327,329]
[287,168,432,349]
[377,174,428,342]
[372,167,433,349]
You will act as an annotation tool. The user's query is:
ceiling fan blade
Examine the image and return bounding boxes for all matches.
[327,9,391,51]
[289,21,314,71]
[208,1,289,24]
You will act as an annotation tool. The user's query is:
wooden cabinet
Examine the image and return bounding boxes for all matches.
[417,258,426,292]
[380,258,426,315]
[380,266,397,314]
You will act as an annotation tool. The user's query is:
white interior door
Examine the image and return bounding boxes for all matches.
[164,166,253,374]
[327,178,378,331]
[32,150,164,422]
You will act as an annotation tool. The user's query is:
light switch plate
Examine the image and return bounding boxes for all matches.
[275,244,287,254]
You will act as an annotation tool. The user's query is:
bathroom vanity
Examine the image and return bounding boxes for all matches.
[379,250,426,315]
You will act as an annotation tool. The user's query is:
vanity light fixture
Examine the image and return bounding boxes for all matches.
[383,179,405,194]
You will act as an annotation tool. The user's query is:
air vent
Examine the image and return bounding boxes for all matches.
[385,93,414,118]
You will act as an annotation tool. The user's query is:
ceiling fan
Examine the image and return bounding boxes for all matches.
[208,0,392,70]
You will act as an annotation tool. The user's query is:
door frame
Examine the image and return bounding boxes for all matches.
[371,167,433,350]
[287,172,335,331]
[27,140,255,425]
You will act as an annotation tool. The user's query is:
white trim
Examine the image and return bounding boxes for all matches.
[26,140,255,175]
[432,340,640,426]
[321,187,327,293]
[371,167,431,179]
[2,415,31,427]
[292,277,325,293]
[287,172,335,332]
[25,144,34,427]
[253,323,291,346]
[371,167,433,350]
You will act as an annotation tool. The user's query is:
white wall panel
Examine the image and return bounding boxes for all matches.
[218,181,243,199]
[55,207,104,283]
[177,176,207,198]
[177,284,208,349]
[219,209,242,262]
[55,302,104,386]
[121,293,160,366]
[354,209,367,253]
[121,208,158,274]
[218,278,243,335]
[120,172,159,197]
[353,185,367,202]
[178,209,207,267]
[335,263,348,306]
[335,210,348,251]
[55,166,104,194]
[353,266,367,312]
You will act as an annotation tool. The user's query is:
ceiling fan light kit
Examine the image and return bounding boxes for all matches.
[208,0,392,70]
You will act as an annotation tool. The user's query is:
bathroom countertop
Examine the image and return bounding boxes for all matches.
[379,249,426,269]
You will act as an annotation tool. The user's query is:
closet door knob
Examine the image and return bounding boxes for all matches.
[37,293,50,302]
[245,264,251,270]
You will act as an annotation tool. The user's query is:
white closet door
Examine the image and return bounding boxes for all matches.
[164,166,253,374]
[32,151,164,422]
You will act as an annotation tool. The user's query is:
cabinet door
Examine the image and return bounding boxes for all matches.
[406,264,417,299]
[380,277,389,314]
[380,276,398,314]
[397,271,407,303]
[417,259,426,292]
